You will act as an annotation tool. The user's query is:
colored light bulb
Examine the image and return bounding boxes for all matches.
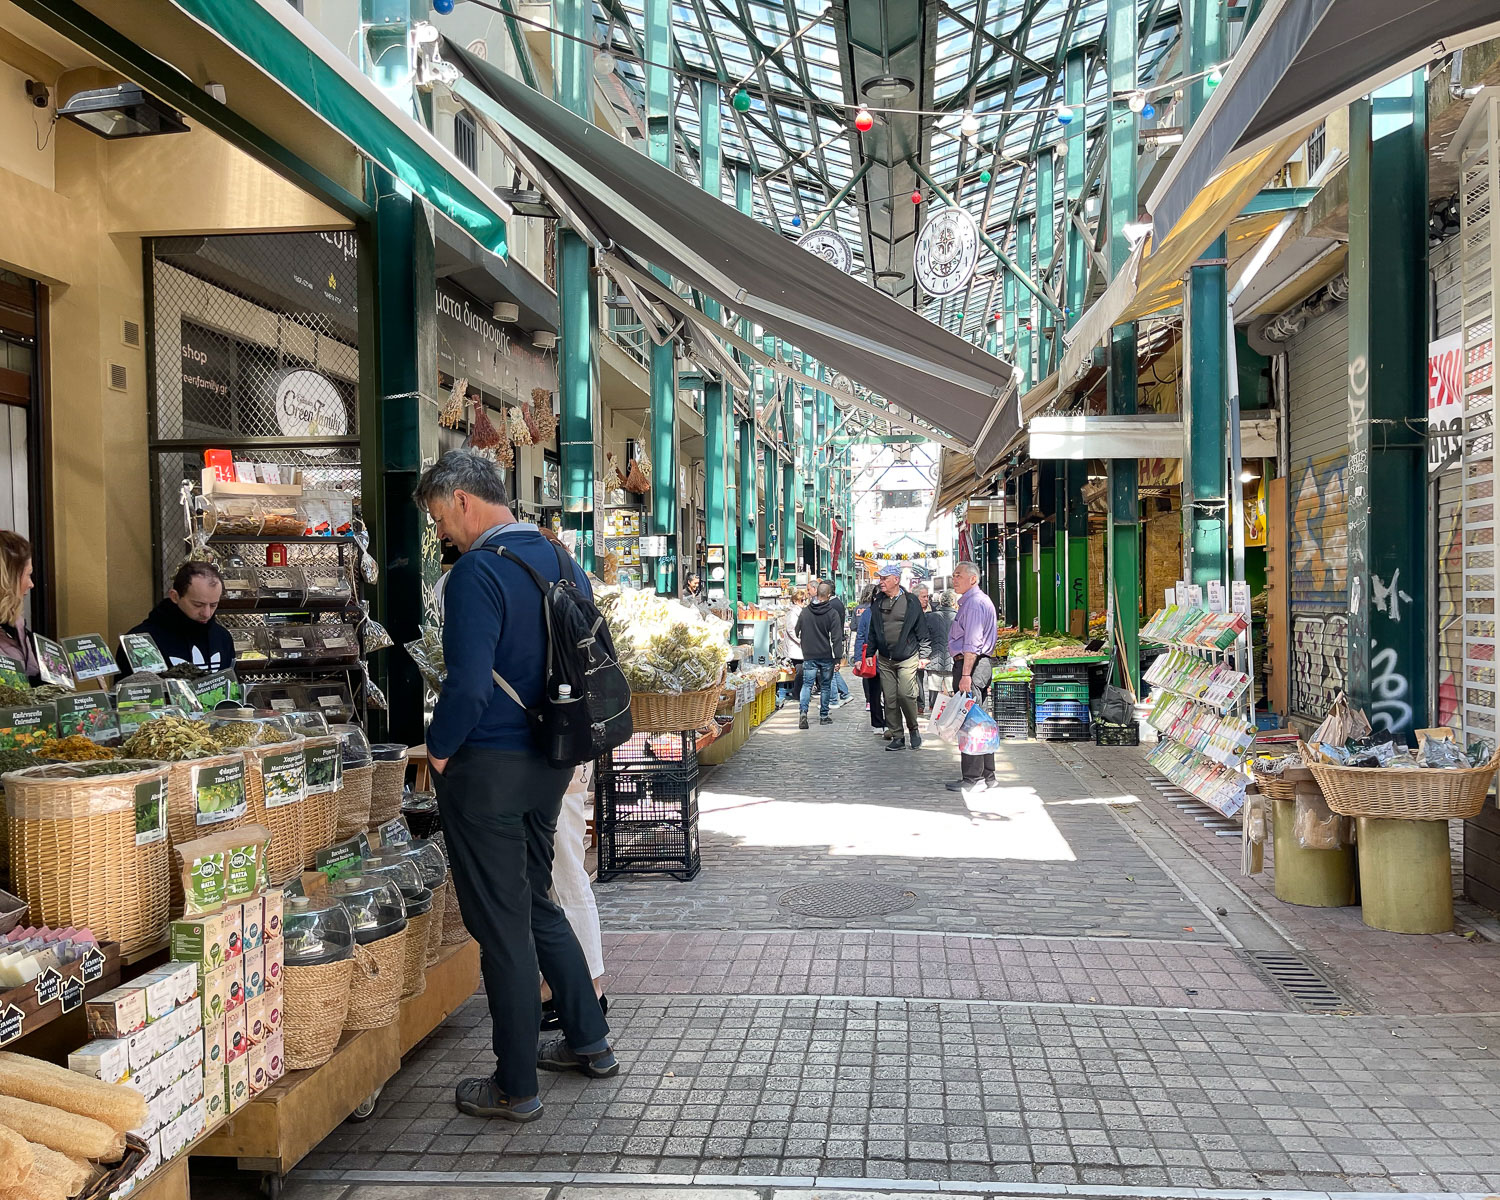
[979,169,992,184]
[854,106,874,132]
[1055,103,1074,125]
[732,88,752,112]
[911,190,922,204]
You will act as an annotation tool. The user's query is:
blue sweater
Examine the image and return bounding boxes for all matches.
[425,524,590,759]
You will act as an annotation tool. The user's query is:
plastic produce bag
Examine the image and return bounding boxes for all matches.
[957,705,1001,755]
[359,604,394,653]
[930,691,974,743]
[1293,788,1344,850]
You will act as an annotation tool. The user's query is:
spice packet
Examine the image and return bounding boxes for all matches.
[176,825,271,915]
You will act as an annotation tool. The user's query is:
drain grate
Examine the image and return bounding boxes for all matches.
[1248,950,1361,1013]
[779,881,918,918]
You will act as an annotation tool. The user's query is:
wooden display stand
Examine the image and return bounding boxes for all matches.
[130,1153,190,1200]
[191,936,479,1192]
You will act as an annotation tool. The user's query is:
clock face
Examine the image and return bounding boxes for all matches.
[914,206,980,298]
[797,228,854,274]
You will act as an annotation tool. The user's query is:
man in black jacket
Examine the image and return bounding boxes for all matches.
[795,583,844,729]
[866,565,924,750]
[121,561,236,673]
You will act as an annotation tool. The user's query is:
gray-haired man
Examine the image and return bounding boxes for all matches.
[946,560,998,794]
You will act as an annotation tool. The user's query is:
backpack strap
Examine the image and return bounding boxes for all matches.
[483,542,561,707]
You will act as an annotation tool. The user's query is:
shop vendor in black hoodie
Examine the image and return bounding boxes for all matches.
[120,561,236,673]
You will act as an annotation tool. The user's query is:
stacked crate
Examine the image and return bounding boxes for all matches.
[596,732,701,881]
[1032,663,1092,741]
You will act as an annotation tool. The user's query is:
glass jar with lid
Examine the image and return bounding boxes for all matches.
[282,894,355,966]
[329,874,407,943]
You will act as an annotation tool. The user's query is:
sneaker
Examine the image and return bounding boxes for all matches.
[819,716,833,725]
[455,1076,543,1121]
[909,732,923,750]
[538,1034,619,1079]
[946,779,987,794]
[799,714,809,730]
[885,738,906,751]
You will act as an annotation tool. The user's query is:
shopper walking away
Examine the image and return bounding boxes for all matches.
[796,582,843,728]
[777,588,806,704]
[417,449,616,1124]
[868,565,924,750]
[542,760,607,1029]
[914,584,935,715]
[825,585,851,708]
[946,559,999,794]
[853,585,886,735]
[924,589,958,711]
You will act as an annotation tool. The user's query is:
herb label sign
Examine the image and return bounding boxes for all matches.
[260,750,305,809]
[166,678,201,712]
[31,635,73,689]
[34,967,60,1008]
[135,777,167,846]
[0,1005,23,1046]
[315,838,364,881]
[192,759,247,827]
[62,634,118,681]
[116,679,166,710]
[191,671,239,710]
[118,633,168,675]
[57,694,119,741]
[304,742,342,795]
[0,704,55,751]
[0,655,27,690]
[377,817,412,847]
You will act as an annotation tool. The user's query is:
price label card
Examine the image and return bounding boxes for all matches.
[118,633,168,675]
[1206,580,1226,612]
[135,778,167,846]
[1185,584,1204,608]
[192,759,247,827]
[63,634,119,681]
[1231,581,1252,618]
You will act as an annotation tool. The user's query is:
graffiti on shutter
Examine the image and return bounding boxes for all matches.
[1289,452,1348,718]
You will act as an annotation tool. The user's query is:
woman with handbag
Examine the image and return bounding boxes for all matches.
[852,585,886,736]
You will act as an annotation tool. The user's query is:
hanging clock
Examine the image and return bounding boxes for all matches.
[913,206,980,298]
[797,228,854,274]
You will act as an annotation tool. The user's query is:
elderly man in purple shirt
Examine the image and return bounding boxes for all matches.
[946,559,999,794]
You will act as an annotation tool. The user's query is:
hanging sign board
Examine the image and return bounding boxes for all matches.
[1206,581,1226,613]
[1429,332,1463,475]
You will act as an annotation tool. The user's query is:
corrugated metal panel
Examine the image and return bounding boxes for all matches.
[1287,302,1349,722]
[1434,235,1464,727]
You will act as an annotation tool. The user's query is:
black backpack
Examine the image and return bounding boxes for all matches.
[487,540,634,768]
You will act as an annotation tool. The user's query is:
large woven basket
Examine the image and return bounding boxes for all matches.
[425,880,448,966]
[299,735,341,869]
[4,761,171,955]
[243,738,307,886]
[165,752,252,914]
[335,764,375,841]
[401,909,433,998]
[630,673,725,733]
[283,958,355,1070]
[1304,743,1500,820]
[368,755,408,830]
[1250,770,1298,801]
[344,929,407,1030]
[441,880,471,945]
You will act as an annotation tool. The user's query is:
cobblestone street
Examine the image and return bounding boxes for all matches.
[287,683,1500,1198]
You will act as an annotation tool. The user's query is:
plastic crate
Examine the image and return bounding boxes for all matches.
[991,680,1032,716]
[1093,720,1140,747]
[994,716,1033,742]
[1029,660,1093,684]
[1036,717,1092,742]
[1035,699,1091,722]
[601,731,698,777]
[1034,681,1089,702]
[596,779,701,881]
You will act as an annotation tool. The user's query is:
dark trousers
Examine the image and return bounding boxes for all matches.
[438,745,609,1099]
[863,672,885,727]
[952,659,996,784]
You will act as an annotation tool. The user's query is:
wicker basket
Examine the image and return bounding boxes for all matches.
[299,735,341,869]
[243,738,307,886]
[344,929,407,1030]
[165,752,253,914]
[441,880,471,945]
[1251,770,1298,801]
[4,761,171,955]
[425,880,448,966]
[335,764,375,841]
[283,958,355,1070]
[630,673,726,733]
[1304,743,1500,820]
[401,909,433,998]
[368,754,408,829]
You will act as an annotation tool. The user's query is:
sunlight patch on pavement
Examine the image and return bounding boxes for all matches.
[698,791,1077,861]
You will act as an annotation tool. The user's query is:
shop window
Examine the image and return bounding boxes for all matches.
[454,110,478,174]
[1307,121,1325,176]
[882,489,922,509]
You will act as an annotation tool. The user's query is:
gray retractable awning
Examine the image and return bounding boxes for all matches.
[1151,0,1500,244]
[444,41,1020,464]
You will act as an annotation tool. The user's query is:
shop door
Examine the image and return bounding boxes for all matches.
[0,270,47,627]
[1285,302,1349,726]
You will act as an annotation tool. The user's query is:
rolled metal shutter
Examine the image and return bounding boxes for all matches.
[1286,302,1349,723]
[1433,235,1465,729]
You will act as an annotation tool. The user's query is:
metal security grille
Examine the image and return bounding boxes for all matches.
[147,232,361,595]
[454,109,478,174]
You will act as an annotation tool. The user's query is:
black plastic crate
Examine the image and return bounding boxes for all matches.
[600,730,698,778]
[1029,661,1092,685]
[596,784,701,881]
[995,718,1033,742]
[1036,717,1092,742]
[991,680,1032,718]
[1093,720,1140,747]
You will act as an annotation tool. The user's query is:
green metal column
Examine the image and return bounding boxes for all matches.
[1106,0,1141,692]
[1345,76,1428,734]
[763,441,778,576]
[1182,0,1228,591]
[782,377,797,573]
[554,0,598,569]
[1038,463,1057,633]
[1003,474,1019,627]
[724,401,740,609]
[1052,465,1067,633]
[1062,50,1089,638]
[1017,215,1034,391]
[1037,148,1057,376]
[1018,470,1036,630]
[361,167,439,744]
[801,367,816,565]
[737,165,758,602]
[646,0,677,593]
[698,79,730,601]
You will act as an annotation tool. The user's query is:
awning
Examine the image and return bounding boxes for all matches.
[1150,0,1500,246]
[1058,138,1301,389]
[166,0,510,254]
[443,40,1021,464]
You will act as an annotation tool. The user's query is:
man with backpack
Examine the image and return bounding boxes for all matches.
[418,449,621,1124]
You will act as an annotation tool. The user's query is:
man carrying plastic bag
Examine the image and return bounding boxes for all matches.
[945,560,999,795]
[928,690,975,742]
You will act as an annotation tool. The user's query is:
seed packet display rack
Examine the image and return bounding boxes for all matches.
[1141,606,1255,818]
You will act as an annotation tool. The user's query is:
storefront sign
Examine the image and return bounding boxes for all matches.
[273,369,349,440]
[435,282,556,404]
[1429,332,1463,475]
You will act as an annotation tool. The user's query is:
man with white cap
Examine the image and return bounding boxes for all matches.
[866,564,924,750]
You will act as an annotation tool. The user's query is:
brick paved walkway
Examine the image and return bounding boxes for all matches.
[282,679,1500,1198]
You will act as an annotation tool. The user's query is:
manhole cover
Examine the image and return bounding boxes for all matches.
[778,881,918,918]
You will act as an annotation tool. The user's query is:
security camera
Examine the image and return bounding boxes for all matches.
[24,80,49,109]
